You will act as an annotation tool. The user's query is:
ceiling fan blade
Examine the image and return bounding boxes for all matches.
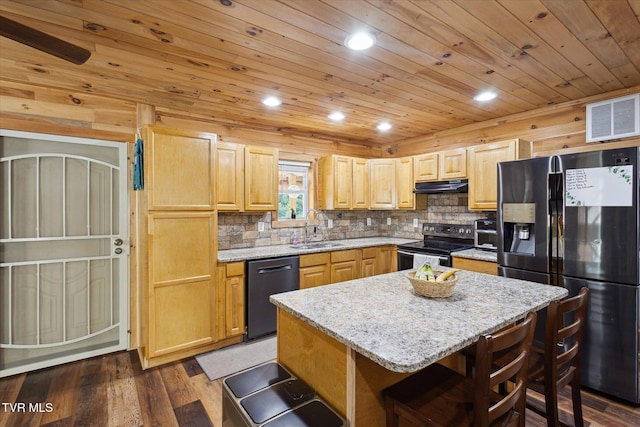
[0,15,91,65]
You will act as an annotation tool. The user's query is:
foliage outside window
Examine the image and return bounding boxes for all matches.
[278,161,310,220]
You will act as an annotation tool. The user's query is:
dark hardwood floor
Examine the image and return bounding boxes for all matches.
[1,350,638,426]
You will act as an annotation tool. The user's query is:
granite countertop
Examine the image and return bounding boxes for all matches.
[218,237,418,262]
[453,248,498,262]
[270,269,567,373]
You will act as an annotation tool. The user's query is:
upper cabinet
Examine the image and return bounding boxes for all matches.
[352,157,370,210]
[467,139,532,210]
[369,158,396,209]
[216,143,279,212]
[439,148,467,179]
[414,148,466,182]
[216,142,244,211]
[318,155,352,210]
[396,156,414,209]
[317,155,369,210]
[146,127,216,210]
[244,146,279,211]
[414,153,438,182]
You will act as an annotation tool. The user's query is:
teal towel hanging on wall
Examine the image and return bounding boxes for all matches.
[133,137,144,190]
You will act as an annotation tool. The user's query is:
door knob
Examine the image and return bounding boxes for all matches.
[114,248,123,254]
[114,238,123,246]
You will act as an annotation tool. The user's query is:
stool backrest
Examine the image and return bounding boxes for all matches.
[474,311,537,427]
[545,287,590,391]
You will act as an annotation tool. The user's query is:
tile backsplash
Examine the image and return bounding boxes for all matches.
[218,193,494,250]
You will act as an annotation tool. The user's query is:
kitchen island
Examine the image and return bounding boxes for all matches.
[270,269,567,426]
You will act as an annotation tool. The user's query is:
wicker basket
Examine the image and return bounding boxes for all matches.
[407,270,458,298]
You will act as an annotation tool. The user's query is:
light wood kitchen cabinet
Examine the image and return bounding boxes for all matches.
[146,126,216,210]
[452,256,498,275]
[218,261,246,337]
[299,252,331,289]
[361,245,397,276]
[245,145,278,211]
[439,148,467,179]
[146,212,220,360]
[352,157,370,209]
[361,247,377,277]
[396,157,414,209]
[376,245,397,274]
[330,249,360,283]
[137,126,240,369]
[414,148,466,182]
[369,159,396,209]
[467,139,532,210]
[318,155,352,210]
[414,153,439,182]
[216,142,244,211]
[317,155,369,210]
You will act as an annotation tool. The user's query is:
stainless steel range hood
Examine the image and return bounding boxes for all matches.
[413,179,468,194]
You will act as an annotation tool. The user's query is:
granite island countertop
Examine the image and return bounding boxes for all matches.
[452,248,498,262]
[218,237,418,262]
[270,269,566,373]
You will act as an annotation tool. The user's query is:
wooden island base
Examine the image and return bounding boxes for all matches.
[276,308,464,426]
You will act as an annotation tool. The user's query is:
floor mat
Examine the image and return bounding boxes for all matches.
[195,336,277,381]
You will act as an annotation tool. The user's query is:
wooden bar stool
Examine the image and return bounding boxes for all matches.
[525,287,590,427]
[463,288,590,427]
[382,311,537,427]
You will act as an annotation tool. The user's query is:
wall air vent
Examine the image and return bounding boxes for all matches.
[586,94,639,143]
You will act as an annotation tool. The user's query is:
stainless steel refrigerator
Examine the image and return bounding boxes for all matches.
[497,147,639,404]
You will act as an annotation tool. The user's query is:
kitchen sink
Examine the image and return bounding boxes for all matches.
[290,242,343,250]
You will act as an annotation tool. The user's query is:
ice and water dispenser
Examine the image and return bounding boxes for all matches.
[502,203,536,255]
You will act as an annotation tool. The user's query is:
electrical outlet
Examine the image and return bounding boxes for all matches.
[258,221,265,232]
[413,218,419,227]
[387,217,392,225]
[327,219,333,229]
[366,217,372,226]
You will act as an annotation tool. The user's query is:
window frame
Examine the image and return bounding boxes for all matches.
[272,159,313,228]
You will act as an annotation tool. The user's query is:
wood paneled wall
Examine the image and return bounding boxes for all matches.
[386,86,640,158]
[1,79,638,159]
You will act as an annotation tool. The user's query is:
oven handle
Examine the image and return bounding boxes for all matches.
[397,250,449,263]
[397,250,419,256]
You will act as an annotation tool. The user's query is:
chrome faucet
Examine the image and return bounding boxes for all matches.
[304,208,320,244]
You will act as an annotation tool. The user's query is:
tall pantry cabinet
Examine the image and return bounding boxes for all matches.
[138,126,224,368]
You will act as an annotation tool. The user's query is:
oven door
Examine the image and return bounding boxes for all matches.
[397,249,451,270]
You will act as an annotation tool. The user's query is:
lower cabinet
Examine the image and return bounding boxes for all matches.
[361,247,377,277]
[362,245,397,277]
[331,249,360,283]
[301,246,398,287]
[144,212,223,367]
[218,261,246,337]
[300,252,331,289]
[452,256,498,275]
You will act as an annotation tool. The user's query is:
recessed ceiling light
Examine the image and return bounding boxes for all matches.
[474,91,497,102]
[328,111,345,121]
[377,121,392,131]
[344,32,376,51]
[262,96,282,107]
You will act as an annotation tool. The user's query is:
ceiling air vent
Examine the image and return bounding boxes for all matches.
[586,94,640,143]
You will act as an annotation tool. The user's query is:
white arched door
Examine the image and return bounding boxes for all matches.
[1,129,129,377]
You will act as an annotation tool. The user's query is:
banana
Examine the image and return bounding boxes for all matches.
[435,269,458,282]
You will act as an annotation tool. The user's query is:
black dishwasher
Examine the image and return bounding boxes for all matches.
[246,256,299,340]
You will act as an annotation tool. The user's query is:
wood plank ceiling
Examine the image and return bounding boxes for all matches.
[1,0,639,145]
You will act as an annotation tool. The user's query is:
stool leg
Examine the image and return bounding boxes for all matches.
[544,380,560,427]
[571,381,584,427]
[384,396,400,427]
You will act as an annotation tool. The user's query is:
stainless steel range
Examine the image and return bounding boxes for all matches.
[397,223,474,270]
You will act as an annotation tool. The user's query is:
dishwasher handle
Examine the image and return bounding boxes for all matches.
[257,264,293,274]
